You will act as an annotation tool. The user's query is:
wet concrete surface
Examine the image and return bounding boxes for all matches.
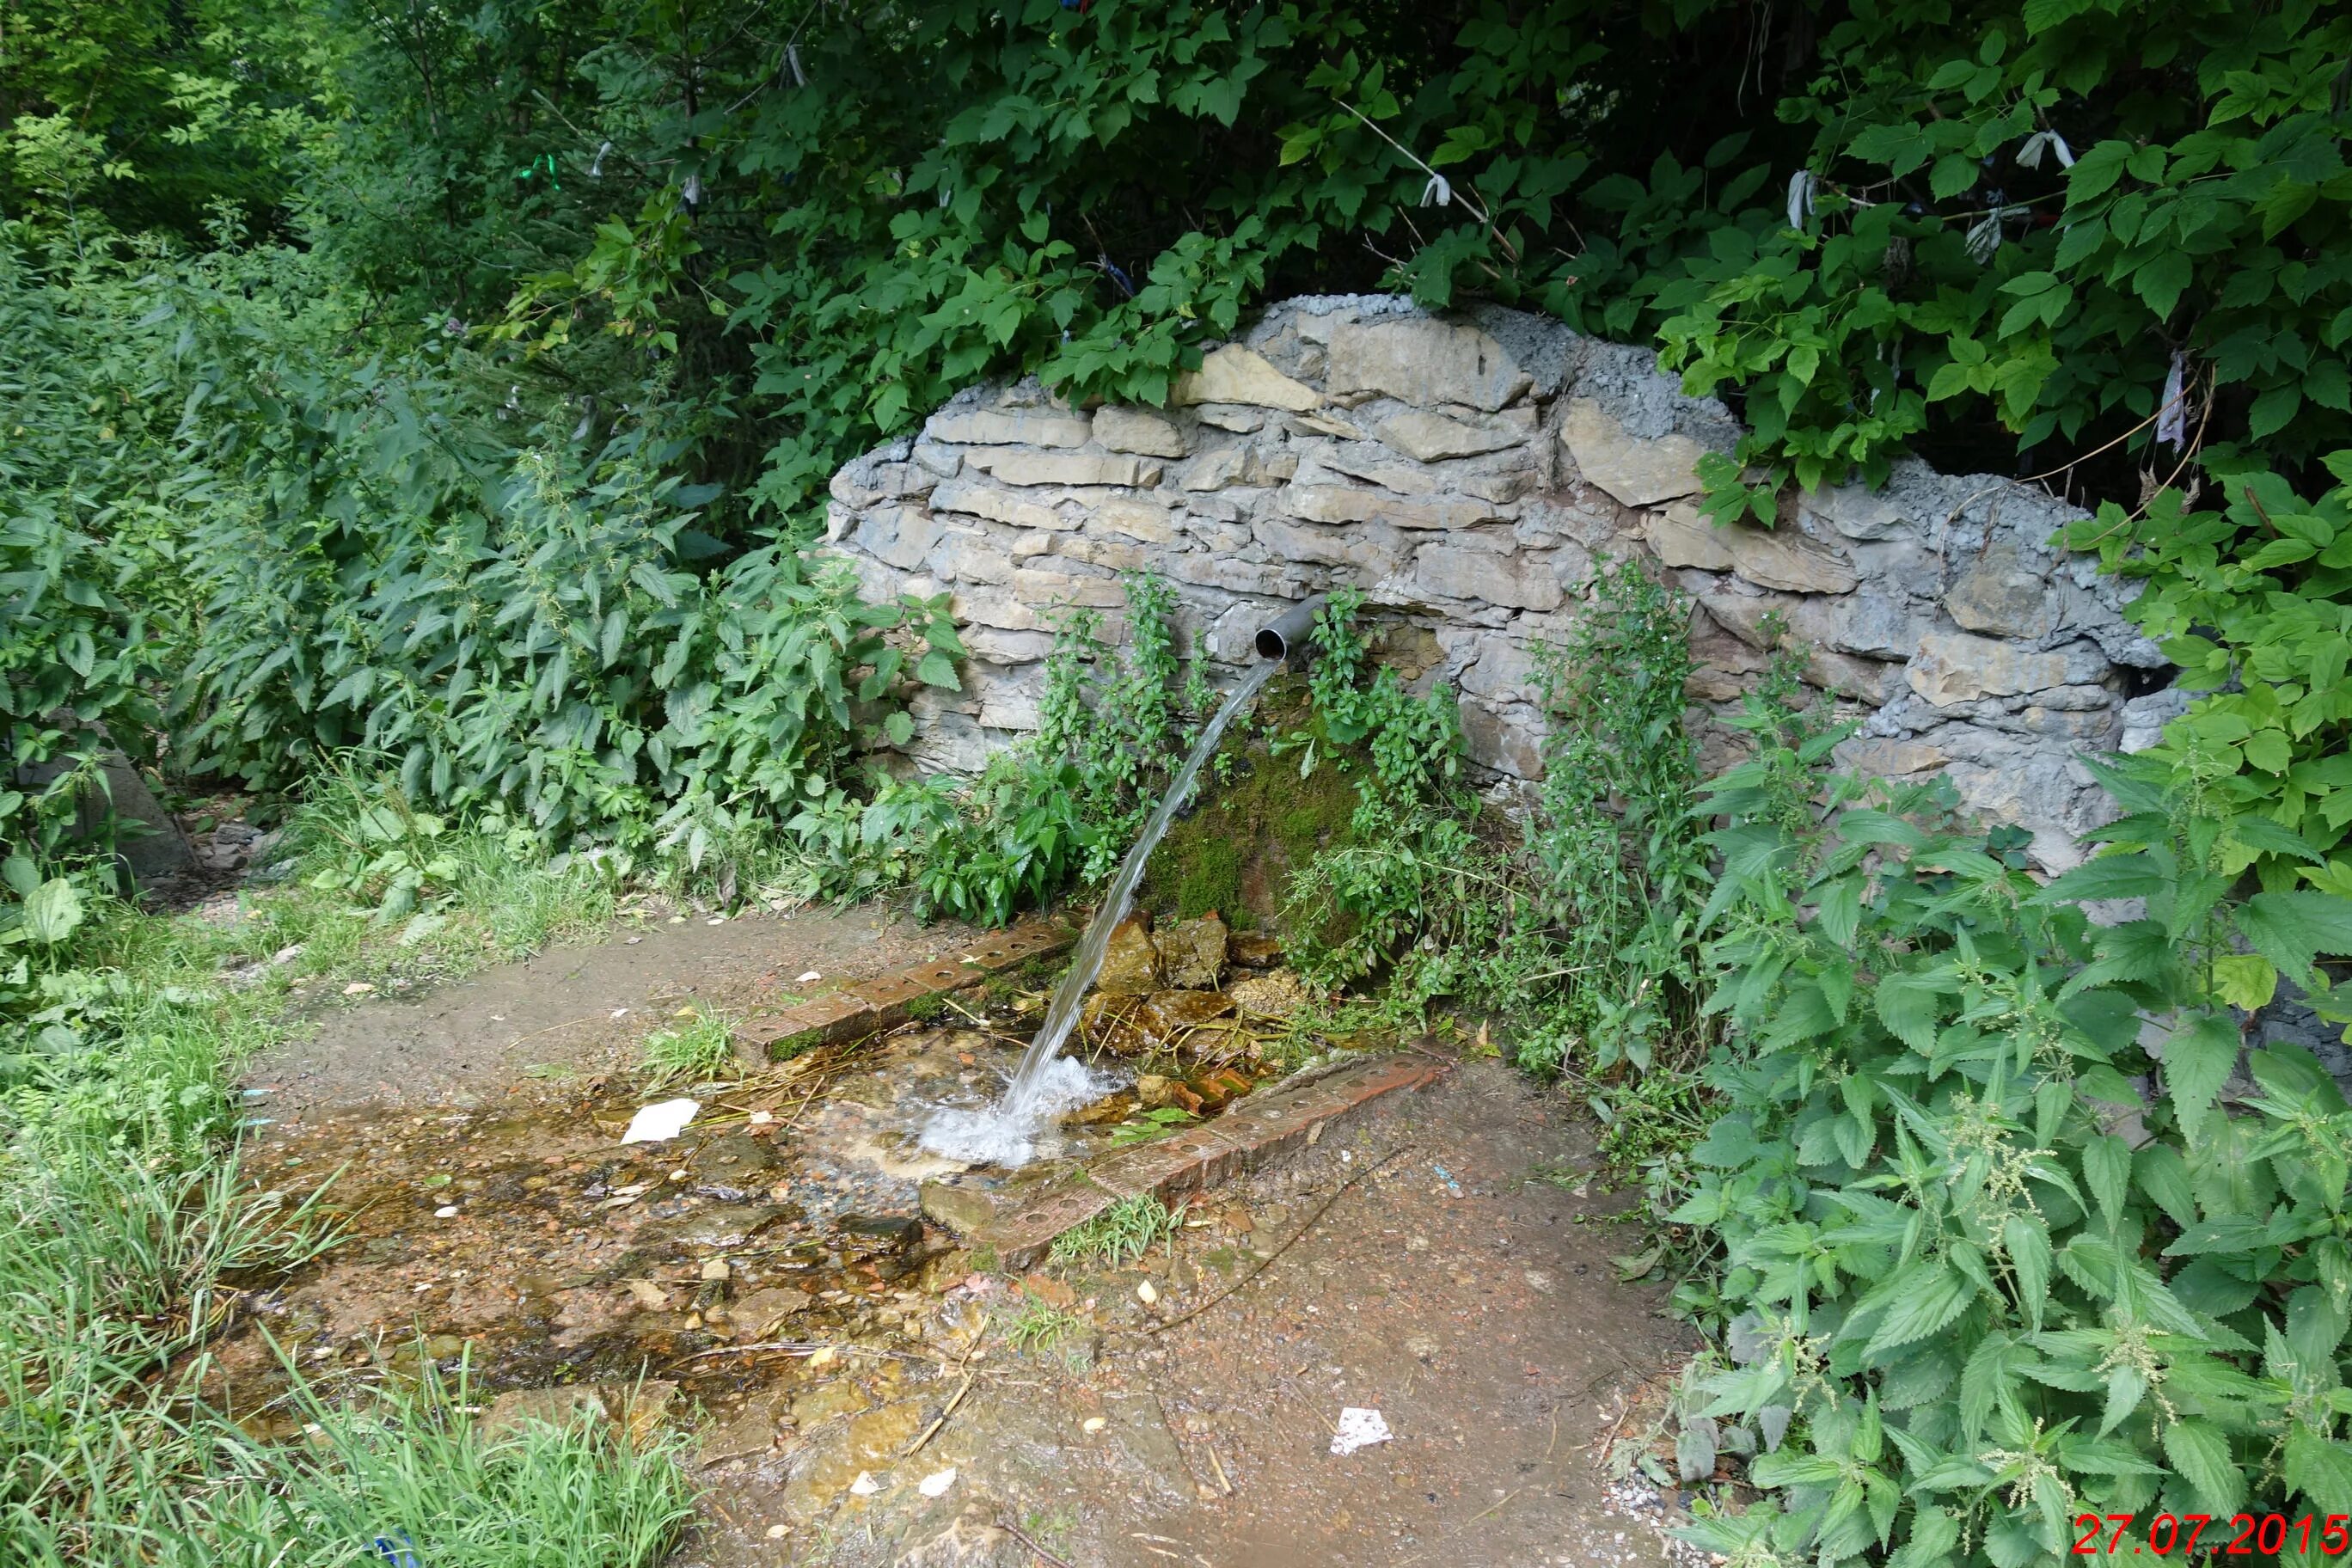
[230,910,1700,1567]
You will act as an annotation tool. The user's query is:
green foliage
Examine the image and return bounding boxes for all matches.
[1514,560,1709,1076]
[1002,1290,1087,1357]
[0,244,175,914]
[902,574,1209,924]
[1049,1191,1180,1268]
[640,1008,737,1087]
[1105,1106,1203,1148]
[1672,695,2352,1567]
[2068,451,2352,922]
[1280,589,1496,998]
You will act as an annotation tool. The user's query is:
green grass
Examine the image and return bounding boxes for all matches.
[639,1008,738,1086]
[1001,1291,1087,1357]
[1047,1191,1179,1268]
[0,831,690,1568]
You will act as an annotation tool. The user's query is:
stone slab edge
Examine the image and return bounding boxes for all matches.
[727,919,1078,1065]
[938,1050,1447,1270]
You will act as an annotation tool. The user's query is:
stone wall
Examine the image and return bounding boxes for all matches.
[820,294,2178,873]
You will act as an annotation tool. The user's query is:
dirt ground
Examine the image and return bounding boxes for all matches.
[232,906,1702,1568]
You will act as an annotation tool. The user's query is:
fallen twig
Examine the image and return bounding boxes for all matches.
[903,1313,989,1456]
[1145,1144,1418,1336]
[995,1516,1076,1568]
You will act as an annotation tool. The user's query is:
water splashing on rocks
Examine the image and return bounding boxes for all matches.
[919,659,1279,1167]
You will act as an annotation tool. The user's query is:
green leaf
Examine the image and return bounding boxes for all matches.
[2082,1135,2130,1228]
[1875,970,1951,1050]
[2160,1419,2245,1516]
[2238,891,2352,979]
[1866,1262,1975,1357]
[2286,1424,2352,1510]
[21,879,84,945]
[883,711,915,746]
[2162,1011,2240,1137]
[2005,1214,2052,1327]
[916,650,961,689]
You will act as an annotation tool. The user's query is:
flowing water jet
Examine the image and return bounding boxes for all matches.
[921,601,1320,1167]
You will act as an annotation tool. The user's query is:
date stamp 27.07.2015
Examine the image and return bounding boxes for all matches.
[2073,1512,2349,1557]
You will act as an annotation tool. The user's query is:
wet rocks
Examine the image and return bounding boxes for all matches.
[1094,916,1161,995]
[1135,989,1236,1045]
[896,1510,1034,1568]
[718,1286,814,1336]
[667,1203,796,1250]
[1155,914,1228,989]
[1228,968,1310,1020]
[919,1179,1000,1234]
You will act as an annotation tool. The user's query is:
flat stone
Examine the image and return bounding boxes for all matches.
[1253,516,1407,582]
[931,529,1014,585]
[1907,629,2075,705]
[970,450,1160,488]
[1011,569,1128,609]
[668,1203,795,1250]
[1326,317,1531,411]
[1415,543,1563,612]
[926,408,1092,447]
[1171,346,1323,412]
[1947,541,2055,638]
[1838,738,1951,777]
[848,1402,925,1462]
[1373,407,1522,462]
[1562,398,1707,506]
[918,1178,1001,1234]
[1091,496,1175,544]
[1645,506,1734,570]
[930,478,1072,531]
[1277,483,1502,532]
[1160,553,1309,597]
[1096,915,1161,995]
[854,506,946,571]
[1157,914,1228,989]
[1093,404,1187,456]
[1302,444,1440,497]
[1228,933,1283,967]
[1655,500,1855,594]
[1192,404,1268,432]
[718,1286,814,1335]
[1458,699,1545,779]
[1801,481,1913,540]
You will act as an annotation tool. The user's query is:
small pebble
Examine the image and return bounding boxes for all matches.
[433,1205,459,1218]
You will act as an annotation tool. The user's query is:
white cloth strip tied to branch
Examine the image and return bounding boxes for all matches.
[1785,169,1817,231]
[2158,351,2189,449]
[2018,128,2075,170]
[1419,172,1451,208]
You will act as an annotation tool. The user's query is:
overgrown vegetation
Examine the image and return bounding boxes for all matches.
[11,1,2352,1556]
[1672,686,2352,1566]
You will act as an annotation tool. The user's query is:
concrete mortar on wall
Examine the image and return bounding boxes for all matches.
[819,294,2177,873]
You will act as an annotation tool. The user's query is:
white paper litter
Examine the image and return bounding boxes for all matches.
[848,1472,879,1497]
[796,971,822,983]
[622,1098,701,1143]
[1329,1406,1392,1456]
[917,1467,958,1498]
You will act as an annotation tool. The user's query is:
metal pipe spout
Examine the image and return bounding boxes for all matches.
[1254,594,1329,665]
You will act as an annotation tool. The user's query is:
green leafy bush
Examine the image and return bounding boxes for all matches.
[1674,696,2352,1566]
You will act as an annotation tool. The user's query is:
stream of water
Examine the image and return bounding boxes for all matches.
[919,658,1279,1166]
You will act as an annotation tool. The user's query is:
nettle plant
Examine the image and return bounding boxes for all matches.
[1676,701,2352,1566]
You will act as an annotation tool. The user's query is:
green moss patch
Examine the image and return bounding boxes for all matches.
[1140,677,1361,934]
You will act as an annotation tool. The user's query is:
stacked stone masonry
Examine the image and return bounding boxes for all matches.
[822,294,2178,873]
